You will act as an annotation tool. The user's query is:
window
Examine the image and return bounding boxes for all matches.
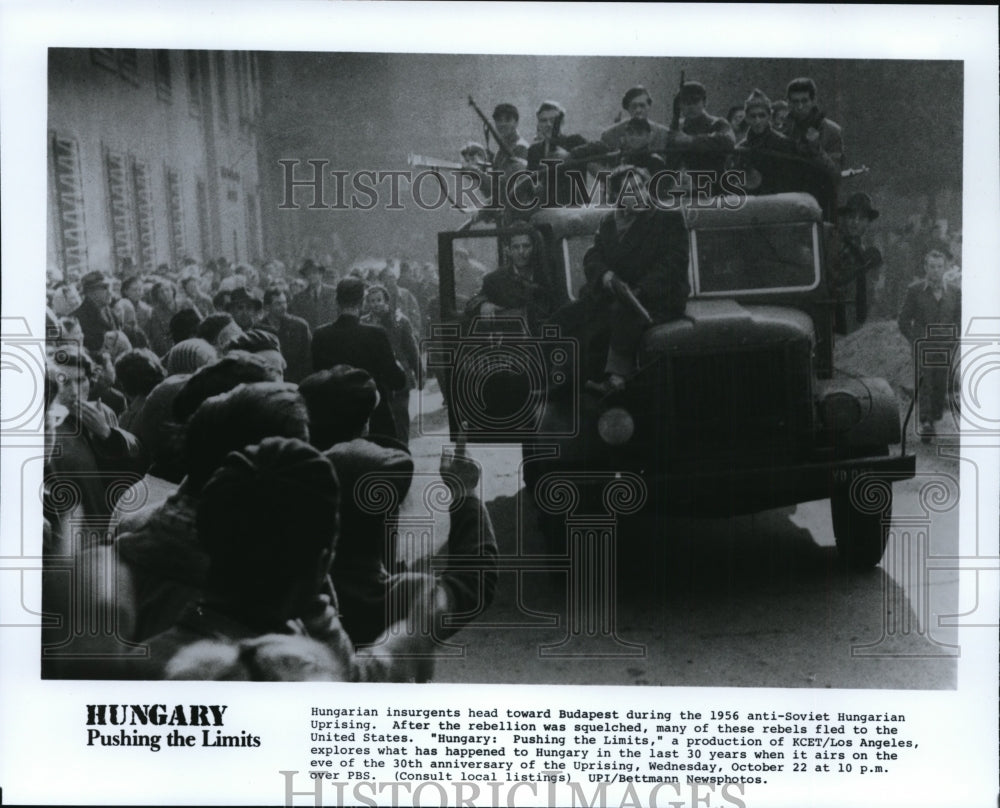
[196,178,211,262]
[235,52,252,132]
[51,134,89,279]
[131,159,155,274]
[215,52,229,127]
[249,52,262,119]
[154,50,172,102]
[104,148,135,269]
[186,51,202,118]
[90,49,139,85]
[165,168,186,266]
[118,50,138,85]
[245,192,260,263]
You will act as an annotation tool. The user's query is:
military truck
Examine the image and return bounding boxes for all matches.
[432,192,915,569]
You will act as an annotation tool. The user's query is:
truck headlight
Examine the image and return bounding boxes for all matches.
[597,407,635,446]
[819,391,863,431]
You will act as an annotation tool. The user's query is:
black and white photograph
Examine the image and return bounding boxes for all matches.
[1,3,997,807]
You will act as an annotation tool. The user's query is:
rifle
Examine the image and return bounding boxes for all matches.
[407,153,490,171]
[670,70,685,131]
[608,276,653,326]
[468,95,514,161]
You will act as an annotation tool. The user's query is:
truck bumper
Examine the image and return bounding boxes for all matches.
[526,450,917,517]
[642,452,917,516]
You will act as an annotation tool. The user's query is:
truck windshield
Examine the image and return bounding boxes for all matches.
[693,222,819,295]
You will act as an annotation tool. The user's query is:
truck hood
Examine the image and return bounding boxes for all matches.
[640,300,815,355]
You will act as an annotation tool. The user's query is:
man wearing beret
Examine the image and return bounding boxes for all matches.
[289,259,338,330]
[600,85,670,155]
[72,271,121,353]
[666,81,736,179]
[834,192,884,330]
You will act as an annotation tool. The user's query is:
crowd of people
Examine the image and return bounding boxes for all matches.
[42,253,496,682]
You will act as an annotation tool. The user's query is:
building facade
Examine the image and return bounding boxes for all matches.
[47,48,265,280]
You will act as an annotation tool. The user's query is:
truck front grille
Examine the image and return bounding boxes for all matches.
[657,342,813,464]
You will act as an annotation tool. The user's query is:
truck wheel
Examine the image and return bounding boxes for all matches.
[831,480,891,570]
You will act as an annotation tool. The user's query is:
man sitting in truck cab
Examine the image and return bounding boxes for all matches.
[581,165,690,395]
[464,223,554,334]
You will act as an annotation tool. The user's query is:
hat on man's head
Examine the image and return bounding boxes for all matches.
[300,259,323,277]
[744,88,772,114]
[492,103,519,122]
[81,270,111,293]
[536,100,565,118]
[838,192,879,221]
[227,287,263,311]
[460,141,487,158]
[679,81,707,103]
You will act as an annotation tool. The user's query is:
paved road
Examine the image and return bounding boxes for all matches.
[396,384,959,689]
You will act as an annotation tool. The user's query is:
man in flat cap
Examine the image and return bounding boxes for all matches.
[289,259,339,330]
[666,80,736,180]
[834,192,883,331]
[72,271,121,353]
[600,85,670,156]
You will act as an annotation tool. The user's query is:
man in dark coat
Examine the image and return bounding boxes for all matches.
[834,192,884,331]
[581,165,690,393]
[728,88,799,196]
[311,278,406,439]
[464,223,554,333]
[665,81,736,179]
[45,344,142,533]
[72,271,120,353]
[526,101,588,208]
[289,259,338,330]
[260,286,312,383]
[785,76,844,217]
[600,85,671,154]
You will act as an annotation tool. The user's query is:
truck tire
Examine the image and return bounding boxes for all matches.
[831,480,891,570]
